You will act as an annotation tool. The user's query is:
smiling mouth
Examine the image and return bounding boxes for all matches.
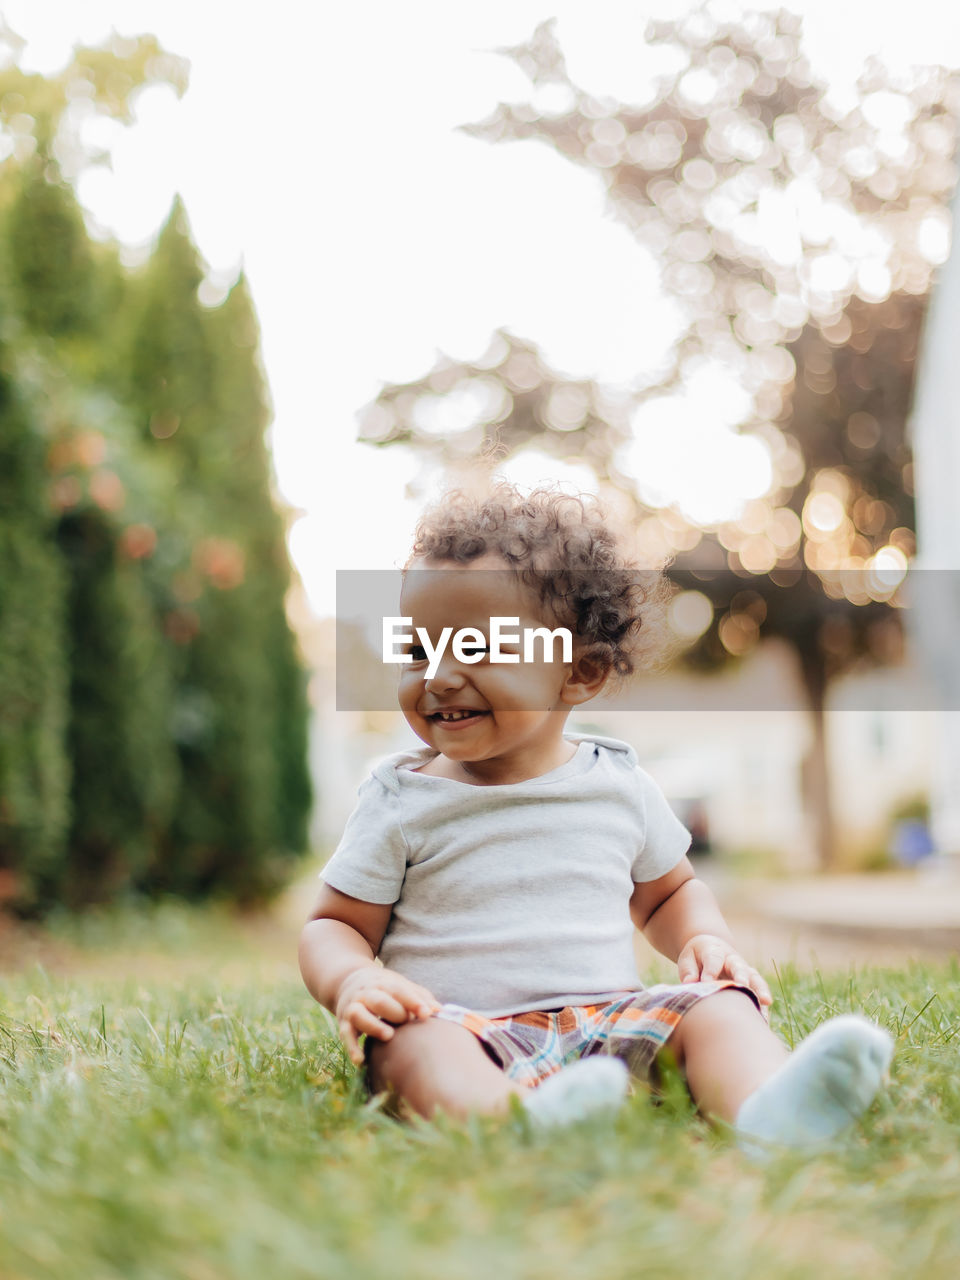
[429,710,490,725]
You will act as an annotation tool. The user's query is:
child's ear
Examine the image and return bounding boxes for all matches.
[561,652,610,705]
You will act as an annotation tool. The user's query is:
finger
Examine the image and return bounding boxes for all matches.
[723,959,773,1008]
[402,983,442,1016]
[361,990,410,1025]
[384,977,442,1018]
[677,950,700,983]
[724,957,754,988]
[699,947,725,981]
[721,954,772,1005]
[415,993,443,1018]
[751,973,774,1006]
[337,1019,364,1065]
[343,1002,395,1044]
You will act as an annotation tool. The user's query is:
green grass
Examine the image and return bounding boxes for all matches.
[0,906,958,1279]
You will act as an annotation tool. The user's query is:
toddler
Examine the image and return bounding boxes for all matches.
[300,485,893,1150]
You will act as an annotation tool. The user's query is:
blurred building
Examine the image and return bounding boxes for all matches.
[307,631,933,871]
[579,643,933,872]
[909,181,960,857]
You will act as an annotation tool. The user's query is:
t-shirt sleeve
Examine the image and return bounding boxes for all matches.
[631,769,692,882]
[320,774,408,905]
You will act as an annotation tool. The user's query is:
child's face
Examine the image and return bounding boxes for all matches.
[398,555,597,779]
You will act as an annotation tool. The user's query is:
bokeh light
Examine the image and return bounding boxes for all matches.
[668,589,714,641]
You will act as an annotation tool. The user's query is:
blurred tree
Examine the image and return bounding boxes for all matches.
[55,508,178,906]
[121,207,311,901]
[0,24,190,907]
[0,24,310,906]
[0,342,71,906]
[466,10,953,374]
[666,287,922,865]
[124,198,217,473]
[5,157,96,337]
[361,7,956,867]
[204,275,313,864]
[2,154,181,908]
[0,27,188,180]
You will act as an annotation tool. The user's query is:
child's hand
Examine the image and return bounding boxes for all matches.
[334,965,441,1065]
[677,934,773,1008]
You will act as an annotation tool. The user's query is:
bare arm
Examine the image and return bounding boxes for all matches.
[298,884,392,1009]
[299,884,440,1063]
[630,858,734,959]
[630,857,772,1007]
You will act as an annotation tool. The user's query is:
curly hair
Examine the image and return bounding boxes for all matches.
[407,481,670,682]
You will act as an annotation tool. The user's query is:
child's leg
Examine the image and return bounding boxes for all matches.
[665,989,893,1149]
[368,1017,524,1120]
[368,1015,630,1126]
[664,989,789,1123]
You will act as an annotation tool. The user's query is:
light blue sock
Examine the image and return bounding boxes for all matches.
[523,1056,629,1129]
[735,1014,893,1157]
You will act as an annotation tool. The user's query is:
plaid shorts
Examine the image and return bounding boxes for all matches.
[435,981,761,1088]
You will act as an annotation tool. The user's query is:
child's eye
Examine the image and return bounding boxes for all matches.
[406,645,428,663]
[459,645,489,656]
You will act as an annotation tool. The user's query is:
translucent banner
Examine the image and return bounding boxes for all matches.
[335,567,960,712]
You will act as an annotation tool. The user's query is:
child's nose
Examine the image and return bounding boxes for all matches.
[423,656,467,691]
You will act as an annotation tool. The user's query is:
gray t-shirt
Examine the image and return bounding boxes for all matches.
[321,734,691,1017]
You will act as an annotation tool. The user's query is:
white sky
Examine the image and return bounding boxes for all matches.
[7,1,960,614]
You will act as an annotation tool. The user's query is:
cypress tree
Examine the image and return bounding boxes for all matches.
[3,162,180,906]
[124,206,311,900]
[5,158,95,339]
[55,507,178,905]
[0,341,71,907]
[0,29,312,910]
[125,197,216,474]
[205,276,312,873]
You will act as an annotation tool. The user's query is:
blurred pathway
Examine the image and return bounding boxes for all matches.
[283,860,960,975]
[2,863,957,983]
[686,860,960,973]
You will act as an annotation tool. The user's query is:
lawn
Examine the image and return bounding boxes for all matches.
[0,902,958,1280]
